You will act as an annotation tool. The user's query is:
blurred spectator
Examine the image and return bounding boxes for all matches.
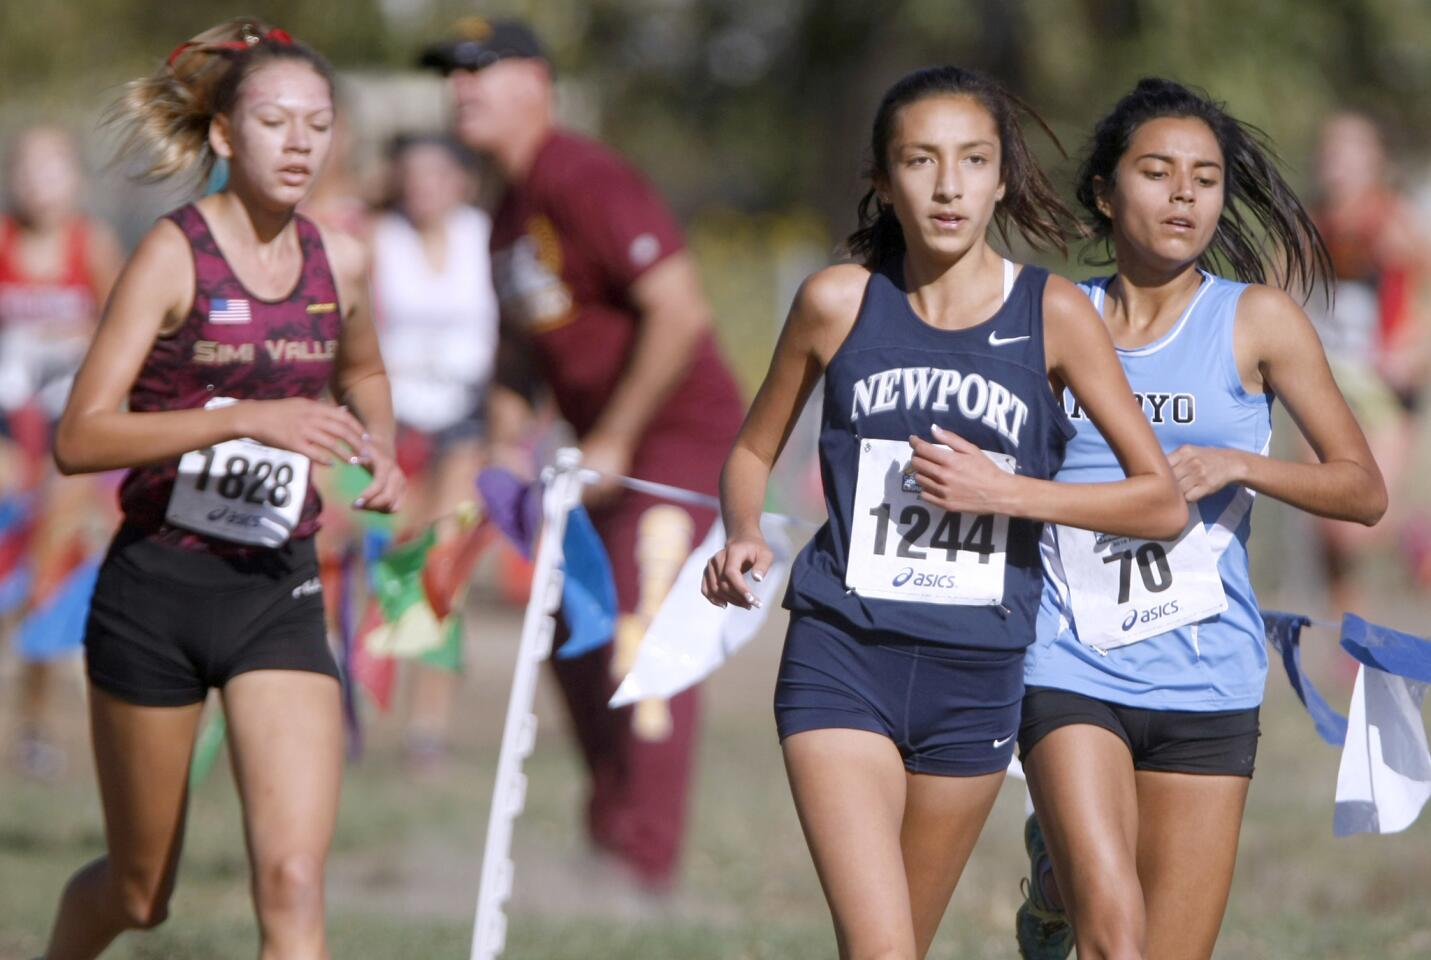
[423,17,745,891]
[302,109,375,239]
[371,132,499,770]
[0,126,123,779]
[1307,112,1431,613]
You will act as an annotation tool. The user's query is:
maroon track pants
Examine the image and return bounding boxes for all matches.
[549,488,716,888]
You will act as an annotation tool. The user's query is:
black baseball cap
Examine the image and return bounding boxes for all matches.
[418,17,546,74]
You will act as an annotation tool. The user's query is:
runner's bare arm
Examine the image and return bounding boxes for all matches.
[1167,285,1386,523]
[325,227,404,512]
[705,264,865,608]
[55,220,366,474]
[910,274,1185,539]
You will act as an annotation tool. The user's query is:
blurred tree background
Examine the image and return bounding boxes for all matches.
[2,0,1429,393]
[4,0,1428,214]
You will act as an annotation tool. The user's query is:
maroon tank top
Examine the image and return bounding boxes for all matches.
[119,204,343,550]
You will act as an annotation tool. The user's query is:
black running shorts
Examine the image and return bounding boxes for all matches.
[85,525,337,706]
[1018,685,1260,777]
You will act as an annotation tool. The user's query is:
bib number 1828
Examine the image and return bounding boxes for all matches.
[190,448,296,508]
[165,413,310,548]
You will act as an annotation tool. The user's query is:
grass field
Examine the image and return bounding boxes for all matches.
[2,500,1429,960]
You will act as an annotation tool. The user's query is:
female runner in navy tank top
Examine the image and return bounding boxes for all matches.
[702,67,1186,960]
[39,20,403,959]
[1013,80,1386,960]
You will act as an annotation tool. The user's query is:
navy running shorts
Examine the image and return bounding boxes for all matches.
[774,614,1023,777]
[1018,686,1261,778]
[85,525,338,707]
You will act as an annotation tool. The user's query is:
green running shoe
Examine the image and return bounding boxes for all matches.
[1015,813,1074,960]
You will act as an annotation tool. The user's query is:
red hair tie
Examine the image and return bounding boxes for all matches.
[165,41,197,67]
[166,26,297,68]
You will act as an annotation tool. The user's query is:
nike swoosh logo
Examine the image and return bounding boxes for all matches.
[993,734,1015,748]
[988,332,1031,347]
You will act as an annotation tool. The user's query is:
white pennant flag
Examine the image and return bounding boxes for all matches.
[1333,664,1431,836]
[610,513,795,707]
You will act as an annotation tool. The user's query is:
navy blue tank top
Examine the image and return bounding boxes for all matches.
[784,259,1074,651]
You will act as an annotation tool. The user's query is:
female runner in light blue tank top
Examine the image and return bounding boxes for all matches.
[1014,79,1387,960]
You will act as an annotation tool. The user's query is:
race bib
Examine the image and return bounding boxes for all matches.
[165,398,310,547]
[1056,512,1228,651]
[845,437,1013,605]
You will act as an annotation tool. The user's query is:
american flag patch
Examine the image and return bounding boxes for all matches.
[209,298,251,325]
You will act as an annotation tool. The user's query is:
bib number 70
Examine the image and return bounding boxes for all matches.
[1102,541,1173,603]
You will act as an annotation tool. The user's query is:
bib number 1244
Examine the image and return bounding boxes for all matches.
[845,437,1013,606]
[865,503,997,563]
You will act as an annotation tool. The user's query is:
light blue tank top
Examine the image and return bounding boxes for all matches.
[1023,272,1272,710]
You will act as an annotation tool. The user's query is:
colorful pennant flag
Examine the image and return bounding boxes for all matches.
[15,558,100,661]
[347,505,492,714]
[475,468,617,660]
[476,468,540,557]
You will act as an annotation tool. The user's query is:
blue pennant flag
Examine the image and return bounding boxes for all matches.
[1264,610,1348,746]
[1341,614,1431,684]
[556,506,618,660]
[16,560,101,662]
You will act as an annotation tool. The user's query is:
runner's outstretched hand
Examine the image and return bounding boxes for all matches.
[703,535,773,609]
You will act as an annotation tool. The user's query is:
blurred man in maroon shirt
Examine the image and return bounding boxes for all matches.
[422,18,745,891]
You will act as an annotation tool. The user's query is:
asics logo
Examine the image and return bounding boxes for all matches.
[987,331,1031,347]
[1122,600,1180,631]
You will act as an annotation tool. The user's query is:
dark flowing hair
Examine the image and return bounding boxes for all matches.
[113,18,336,183]
[1076,77,1332,295]
[845,65,1080,269]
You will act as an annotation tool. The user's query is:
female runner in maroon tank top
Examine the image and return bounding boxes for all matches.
[38,20,403,960]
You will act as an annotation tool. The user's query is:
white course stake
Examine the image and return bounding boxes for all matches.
[470,448,586,960]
